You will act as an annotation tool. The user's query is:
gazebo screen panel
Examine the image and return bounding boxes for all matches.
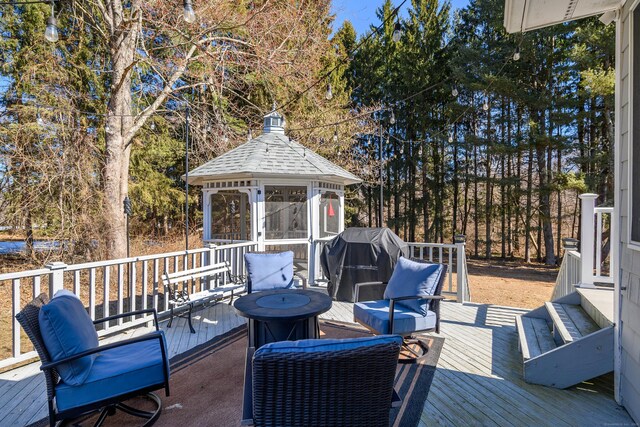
[210,191,250,241]
[264,186,308,240]
[319,191,340,238]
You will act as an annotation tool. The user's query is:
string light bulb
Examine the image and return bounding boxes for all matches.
[325,83,333,100]
[44,2,58,43]
[183,0,196,23]
[389,109,396,125]
[333,127,338,143]
[483,98,489,111]
[452,86,459,97]
[448,134,454,143]
[247,129,252,141]
[513,46,521,61]
[392,21,402,42]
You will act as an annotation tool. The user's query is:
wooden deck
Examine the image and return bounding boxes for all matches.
[0,295,633,426]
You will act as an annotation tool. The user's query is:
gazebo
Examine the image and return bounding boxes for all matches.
[187,108,361,268]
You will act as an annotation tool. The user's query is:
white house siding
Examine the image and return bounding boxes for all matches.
[619,1,640,423]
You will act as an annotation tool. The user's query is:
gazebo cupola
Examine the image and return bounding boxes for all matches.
[186,107,361,268]
[262,106,285,134]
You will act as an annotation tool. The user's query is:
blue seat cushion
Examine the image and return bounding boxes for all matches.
[39,294,99,386]
[244,251,294,292]
[354,300,437,335]
[55,333,169,413]
[255,335,402,356]
[383,258,445,315]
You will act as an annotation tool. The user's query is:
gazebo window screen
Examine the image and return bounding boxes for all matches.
[319,191,340,238]
[265,186,307,239]
[210,191,250,241]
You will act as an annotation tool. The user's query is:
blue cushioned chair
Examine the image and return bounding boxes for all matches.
[244,251,307,293]
[16,293,170,427]
[242,335,402,427]
[353,258,447,364]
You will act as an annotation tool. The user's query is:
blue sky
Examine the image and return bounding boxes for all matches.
[331,0,471,36]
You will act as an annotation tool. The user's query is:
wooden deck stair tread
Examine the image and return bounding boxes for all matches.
[516,315,557,360]
[545,302,599,343]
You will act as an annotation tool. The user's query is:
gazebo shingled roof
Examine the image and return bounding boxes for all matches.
[187,117,361,186]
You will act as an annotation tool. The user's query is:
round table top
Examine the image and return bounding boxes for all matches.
[233,289,332,322]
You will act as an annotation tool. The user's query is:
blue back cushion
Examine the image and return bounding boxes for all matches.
[383,257,444,315]
[244,251,294,292]
[255,335,402,355]
[39,294,99,386]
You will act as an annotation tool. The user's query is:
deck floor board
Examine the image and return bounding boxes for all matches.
[0,295,633,427]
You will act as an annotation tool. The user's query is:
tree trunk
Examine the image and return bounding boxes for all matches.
[103,15,138,259]
[485,105,492,259]
[25,209,35,260]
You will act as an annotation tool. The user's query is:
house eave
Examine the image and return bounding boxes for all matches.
[504,0,622,33]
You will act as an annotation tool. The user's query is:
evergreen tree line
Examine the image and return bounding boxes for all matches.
[338,0,614,265]
[0,0,614,266]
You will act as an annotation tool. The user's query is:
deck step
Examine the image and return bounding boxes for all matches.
[576,287,614,328]
[516,315,557,360]
[544,302,600,344]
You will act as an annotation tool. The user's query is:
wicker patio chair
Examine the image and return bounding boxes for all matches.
[242,335,402,427]
[16,293,170,427]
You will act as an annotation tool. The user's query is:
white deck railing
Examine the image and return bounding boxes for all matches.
[579,194,614,287]
[1,237,468,370]
[552,194,614,299]
[593,206,614,283]
[0,241,258,370]
[407,242,470,303]
[309,239,470,303]
[552,250,581,300]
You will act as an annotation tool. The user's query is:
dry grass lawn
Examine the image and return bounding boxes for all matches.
[465,258,558,309]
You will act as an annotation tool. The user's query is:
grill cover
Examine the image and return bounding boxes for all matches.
[320,228,409,302]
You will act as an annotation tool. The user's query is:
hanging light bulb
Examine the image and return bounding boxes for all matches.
[389,109,396,125]
[333,128,338,143]
[418,145,423,157]
[183,0,196,23]
[399,145,404,155]
[105,123,112,133]
[325,83,333,100]
[483,98,489,111]
[452,86,459,97]
[448,134,454,143]
[44,2,58,43]
[150,121,156,130]
[392,21,402,42]
[247,128,252,141]
[36,109,44,127]
[513,46,521,61]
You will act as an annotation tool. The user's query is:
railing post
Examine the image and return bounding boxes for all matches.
[205,243,217,288]
[454,234,467,303]
[206,243,217,266]
[46,261,67,298]
[309,239,316,287]
[579,193,598,288]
